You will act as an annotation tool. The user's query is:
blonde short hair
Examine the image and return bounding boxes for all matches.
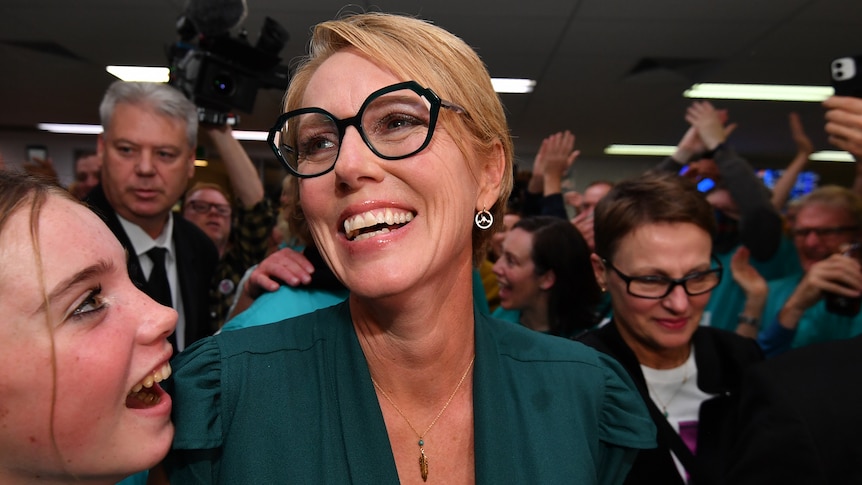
[284,12,513,263]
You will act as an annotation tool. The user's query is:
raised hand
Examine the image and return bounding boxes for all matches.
[789,112,814,157]
[685,101,734,150]
[823,95,862,158]
[541,131,579,178]
[571,210,595,251]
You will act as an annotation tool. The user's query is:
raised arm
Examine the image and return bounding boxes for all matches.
[729,246,768,339]
[770,113,813,211]
[687,101,781,260]
[203,124,264,208]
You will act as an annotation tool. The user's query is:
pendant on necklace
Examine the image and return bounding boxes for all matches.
[662,409,669,418]
[418,443,429,482]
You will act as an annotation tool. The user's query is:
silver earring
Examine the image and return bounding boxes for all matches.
[475,208,493,230]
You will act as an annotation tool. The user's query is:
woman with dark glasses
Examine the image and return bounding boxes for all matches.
[161,11,654,484]
[578,172,762,485]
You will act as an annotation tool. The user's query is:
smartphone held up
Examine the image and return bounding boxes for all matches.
[824,242,862,317]
[831,56,862,98]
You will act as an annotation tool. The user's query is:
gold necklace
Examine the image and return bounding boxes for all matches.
[371,355,475,482]
[645,364,689,418]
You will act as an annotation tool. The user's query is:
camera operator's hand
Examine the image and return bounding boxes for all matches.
[824,95,862,159]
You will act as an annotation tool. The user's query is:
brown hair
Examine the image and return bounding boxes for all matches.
[185,181,232,206]
[0,170,80,471]
[798,185,862,228]
[593,172,716,260]
[283,12,513,263]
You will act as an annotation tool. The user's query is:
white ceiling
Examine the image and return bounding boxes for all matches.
[3,0,862,173]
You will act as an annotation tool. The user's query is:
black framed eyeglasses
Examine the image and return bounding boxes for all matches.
[267,81,467,178]
[186,200,231,217]
[790,225,860,239]
[601,257,723,299]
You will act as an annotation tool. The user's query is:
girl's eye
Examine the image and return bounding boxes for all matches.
[71,286,106,319]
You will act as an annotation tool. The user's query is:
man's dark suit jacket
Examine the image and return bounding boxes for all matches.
[85,184,219,349]
[577,322,762,485]
[726,334,862,484]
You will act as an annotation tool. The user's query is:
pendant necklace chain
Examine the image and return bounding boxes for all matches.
[646,363,689,418]
[371,355,475,482]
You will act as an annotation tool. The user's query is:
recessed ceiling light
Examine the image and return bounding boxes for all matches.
[491,78,536,94]
[683,83,834,102]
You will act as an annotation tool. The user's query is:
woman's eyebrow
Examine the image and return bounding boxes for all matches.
[35,259,115,316]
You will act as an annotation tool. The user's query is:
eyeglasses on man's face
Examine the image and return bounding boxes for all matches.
[790,225,860,239]
[267,81,466,178]
[602,257,723,299]
[186,200,231,217]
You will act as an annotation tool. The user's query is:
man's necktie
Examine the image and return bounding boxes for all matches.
[146,247,172,307]
[146,247,177,351]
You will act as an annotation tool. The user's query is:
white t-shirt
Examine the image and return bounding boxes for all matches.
[641,346,715,482]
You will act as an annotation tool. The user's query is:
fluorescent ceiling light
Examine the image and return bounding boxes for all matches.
[37,123,103,135]
[810,150,855,162]
[37,123,269,142]
[232,130,268,141]
[684,83,834,102]
[604,144,855,163]
[491,78,536,94]
[106,65,170,83]
[604,144,676,156]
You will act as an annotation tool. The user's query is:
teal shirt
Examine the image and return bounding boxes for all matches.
[221,285,349,332]
[491,305,520,323]
[115,472,146,485]
[165,301,656,484]
[704,237,801,331]
[758,273,862,352]
[223,268,488,331]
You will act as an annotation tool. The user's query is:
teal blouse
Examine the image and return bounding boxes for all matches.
[165,302,655,484]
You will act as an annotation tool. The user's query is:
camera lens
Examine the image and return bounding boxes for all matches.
[212,74,235,96]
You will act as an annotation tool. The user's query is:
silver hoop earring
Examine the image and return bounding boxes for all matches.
[474,208,493,230]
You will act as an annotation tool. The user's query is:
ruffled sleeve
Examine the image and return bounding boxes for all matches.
[595,351,657,485]
[166,336,224,449]
[596,351,656,447]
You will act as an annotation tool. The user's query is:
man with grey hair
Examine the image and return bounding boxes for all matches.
[85,80,218,351]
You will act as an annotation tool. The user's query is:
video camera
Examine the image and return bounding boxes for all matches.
[167,11,290,126]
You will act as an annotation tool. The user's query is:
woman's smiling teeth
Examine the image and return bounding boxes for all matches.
[344,208,415,241]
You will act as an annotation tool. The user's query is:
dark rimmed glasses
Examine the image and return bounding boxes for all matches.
[267,81,466,178]
[601,257,723,299]
[186,200,231,217]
